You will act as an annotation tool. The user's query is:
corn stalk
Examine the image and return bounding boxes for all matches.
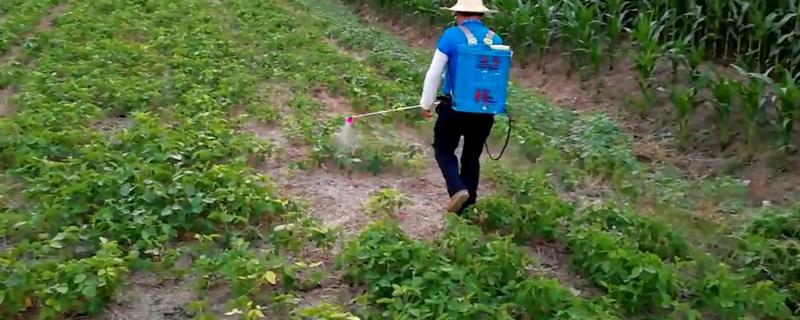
[628,10,667,111]
[671,84,696,147]
[603,0,631,72]
[530,0,557,75]
[775,66,800,153]
[559,0,603,85]
[733,64,774,157]
[710,74,736,148]
[671,73,708,147]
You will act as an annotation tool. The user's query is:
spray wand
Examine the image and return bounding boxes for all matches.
[344,102,439,126]
[341,100,510,160]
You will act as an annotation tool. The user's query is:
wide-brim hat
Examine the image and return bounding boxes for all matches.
[441,0,498,13]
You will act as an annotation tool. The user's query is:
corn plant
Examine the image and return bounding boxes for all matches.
[559,0,604,84]
[766,11,796,69]
[775,66,800,153]
[664,36,688,84]
[725,0,747,60]
[628,10,666,111]
[493,0,537,67]
[529,0,557,74]
[671,84,697,147]
[603,0,631,72]
[733,64,774,157]
[743,1,770,71]
[666,6,705,83]
[702,0,726,59]
[710,74,736,148]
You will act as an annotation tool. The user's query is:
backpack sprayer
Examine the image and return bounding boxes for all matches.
[344,26,513,160]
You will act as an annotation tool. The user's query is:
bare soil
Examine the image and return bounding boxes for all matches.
[0,87,12,117]
[351,5,800,207]
[102,273,200,320]
[93,114,133,142]
[525,239,602,298]
[242,85,457,312]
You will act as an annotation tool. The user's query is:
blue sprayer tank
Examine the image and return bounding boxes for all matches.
[451,26,512,115]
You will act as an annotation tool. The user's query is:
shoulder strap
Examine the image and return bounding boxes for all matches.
[458,26,478,46]
[458,26,495,46]
[483,30,495,46]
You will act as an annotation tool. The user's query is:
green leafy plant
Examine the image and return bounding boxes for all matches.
[711,74,736,148]
[775,66,799,153]
[292,303,360,320]
[733,65,773,157]
[363,187,409,216]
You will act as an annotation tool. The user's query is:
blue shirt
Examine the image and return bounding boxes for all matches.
[436,19,503,95]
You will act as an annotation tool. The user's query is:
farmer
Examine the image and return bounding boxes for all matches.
[419,0,502,213]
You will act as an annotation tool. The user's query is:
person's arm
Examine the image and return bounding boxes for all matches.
[420,28,456,113]
[420,49,448,111]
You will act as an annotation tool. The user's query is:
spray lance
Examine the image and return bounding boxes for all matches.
[343,99,511,161]
[344,104,429,126]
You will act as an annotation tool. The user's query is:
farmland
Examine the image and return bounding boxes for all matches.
[1,0,799,319]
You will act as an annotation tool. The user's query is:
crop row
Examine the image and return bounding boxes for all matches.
[348,0,800,156]
[477,163,795,318]
[0,0,60,56]
[726,207,800,314]
[361,0,798,74]
[0,0,334,318]
[338,216,621,319]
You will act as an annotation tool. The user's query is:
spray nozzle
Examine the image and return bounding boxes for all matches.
[345,116,355,126]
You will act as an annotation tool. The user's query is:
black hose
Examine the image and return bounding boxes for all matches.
[485,111,511,161]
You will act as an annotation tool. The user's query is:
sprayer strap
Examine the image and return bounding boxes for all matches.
[484,30,495,45]
[458,26,477,46]
[458,26,494,46]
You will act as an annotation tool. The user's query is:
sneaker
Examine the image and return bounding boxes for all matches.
[446,190,470,213]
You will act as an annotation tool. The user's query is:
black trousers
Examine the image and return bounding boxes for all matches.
[433,95,495,213]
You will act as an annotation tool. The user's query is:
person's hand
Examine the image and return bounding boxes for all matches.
[421,108,433,120]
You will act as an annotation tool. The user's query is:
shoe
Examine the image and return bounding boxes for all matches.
[446,190,470,213]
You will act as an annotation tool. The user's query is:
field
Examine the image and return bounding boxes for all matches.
[1,0,799,319]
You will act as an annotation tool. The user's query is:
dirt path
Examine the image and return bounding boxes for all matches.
[0,87,13,117]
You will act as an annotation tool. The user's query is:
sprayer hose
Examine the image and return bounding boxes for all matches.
[485,112,511,161]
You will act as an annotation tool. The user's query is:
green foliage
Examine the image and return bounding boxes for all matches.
[0,0,61,55]
[0,237,131,319]
[0,0,333,318]
[467,170,572,241]
[683,255,792,319]
[726,207,800,314]
[337,217,620,319]
[292,303,361,320]
[363,188,409,216]
[579,204,691,261]
[711,74,736,146]
[566,224,682,314]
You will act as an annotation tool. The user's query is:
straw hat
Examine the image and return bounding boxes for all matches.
[441,0,498,13]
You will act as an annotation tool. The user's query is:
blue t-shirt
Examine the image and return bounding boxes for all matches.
[436,19,503,96]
